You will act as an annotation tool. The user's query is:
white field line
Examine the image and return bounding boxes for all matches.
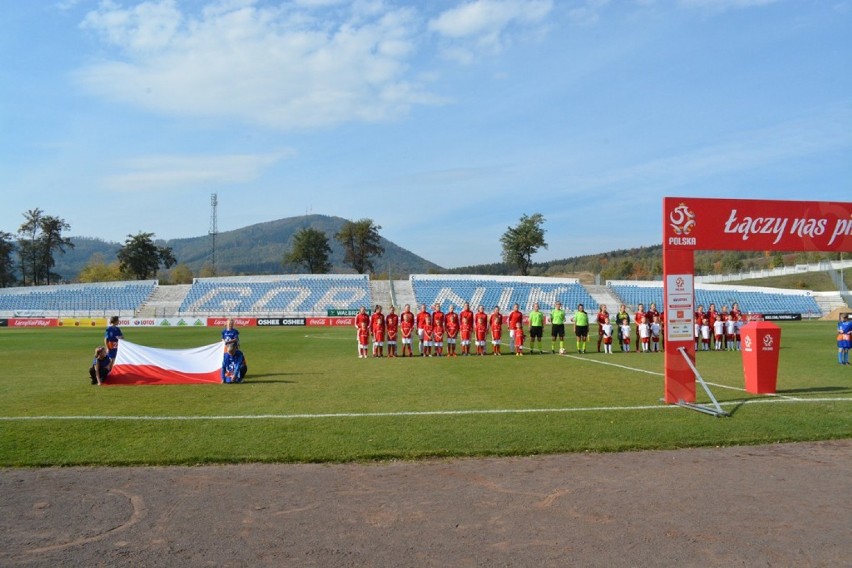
[562,353,805,400]
[1,397,849,422]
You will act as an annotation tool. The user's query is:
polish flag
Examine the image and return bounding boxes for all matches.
[108,340,222,385]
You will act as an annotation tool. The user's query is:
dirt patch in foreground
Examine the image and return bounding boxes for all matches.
[2,440,850,567]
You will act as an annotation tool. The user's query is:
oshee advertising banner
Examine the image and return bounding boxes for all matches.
[664,197,852,252]
[256,318,306,327]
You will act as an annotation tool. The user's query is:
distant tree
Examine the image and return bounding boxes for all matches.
[16,209,74,285]
[284,227,332,274]
[500,213,547,276]
[38,215,74,285]
[0,231,16,287]
[118,232,176,280]
[335,219,384,274]
[169,263,194,284]
[78,253,124,282]
[17,208,43,286]
[198,263,216,278]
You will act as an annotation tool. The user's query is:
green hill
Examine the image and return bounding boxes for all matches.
[53,215,441,280]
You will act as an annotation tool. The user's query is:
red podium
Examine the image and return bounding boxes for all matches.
[741,321,782,394]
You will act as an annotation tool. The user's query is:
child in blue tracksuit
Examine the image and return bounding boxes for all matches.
[222,343,248,383]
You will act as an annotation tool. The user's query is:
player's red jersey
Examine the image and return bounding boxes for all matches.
[355,312,370,331]
[432,323,444,342]
[474,312,488,341]
[371,313,385,341]
[445,312,459,338]
[507,309,523,330]
[357,327,370,345]
[645,308,660,325]
[596,311,609,330]
[422,323,433,342]
[634,310,645,327]
[385,313,398,331]
[432,310,445,329]
[385,313,399,341]
[400,312,415,335]
[490,313,503,339]
[515,329,525,348]
[416,310,431,330]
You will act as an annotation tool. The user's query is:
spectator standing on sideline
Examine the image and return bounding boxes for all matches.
[574,303,590,354]
[550,301,566,354]
[528,302,544,354]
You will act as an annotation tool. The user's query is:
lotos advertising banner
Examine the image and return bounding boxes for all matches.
[664,197,852,252]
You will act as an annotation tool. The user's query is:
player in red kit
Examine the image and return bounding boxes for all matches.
[474,305,488,356]
[596,304,610,353]
[399,304,416,357]
[416,304,430,357]
[445,304,459,357]
[422,317,433,357]
[355,306,370,357]
[507,303,523,349]
[385,305,399,358]
[490,306,504,355]
[633,303,645,351]
[357,321,370,359]
[370,305,386,357]
[432,318,444,357]
[459,302,474,356]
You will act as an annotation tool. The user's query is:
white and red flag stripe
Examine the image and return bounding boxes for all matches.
[109,340,222,385]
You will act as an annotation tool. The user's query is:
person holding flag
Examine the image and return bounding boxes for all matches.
[221,342,248,383]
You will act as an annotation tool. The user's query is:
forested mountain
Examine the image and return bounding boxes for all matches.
[51,215,441,281]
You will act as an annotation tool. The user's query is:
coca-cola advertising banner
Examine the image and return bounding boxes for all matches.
[664,197,852,252]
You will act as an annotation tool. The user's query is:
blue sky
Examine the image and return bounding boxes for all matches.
[1,0,850,269]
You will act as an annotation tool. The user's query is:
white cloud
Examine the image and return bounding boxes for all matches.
[678,0,780,10]
[101,150,294,191]
[76,0,443,129]
[428,0,553,62]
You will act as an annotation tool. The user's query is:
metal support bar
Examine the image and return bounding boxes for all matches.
[675,347,730,418]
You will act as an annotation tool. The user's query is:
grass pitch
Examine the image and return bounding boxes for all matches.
[1,322,850,466]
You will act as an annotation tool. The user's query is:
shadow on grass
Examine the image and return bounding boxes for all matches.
[776,386,852,395]
[244,372,313,384]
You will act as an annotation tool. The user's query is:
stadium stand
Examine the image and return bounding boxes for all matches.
[607,281,822,317]
[410,275,598,313]
[177,274,371,315]
[0,280,157,317]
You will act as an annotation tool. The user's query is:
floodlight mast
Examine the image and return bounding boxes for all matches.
[209,193,218,275]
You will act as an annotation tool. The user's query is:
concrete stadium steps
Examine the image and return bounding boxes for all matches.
[391,280,417,310]
[584,284,624,312]
[137,284,191,317]
[369,280,391,309]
